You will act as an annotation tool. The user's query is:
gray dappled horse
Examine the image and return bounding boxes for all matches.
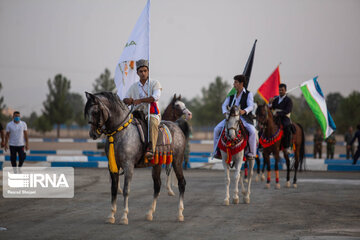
[84,92,188,224]
[220,105,255,205]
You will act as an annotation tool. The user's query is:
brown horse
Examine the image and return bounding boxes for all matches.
[162,94,192,121]
[255,104,305,189]
[162,94,192,196]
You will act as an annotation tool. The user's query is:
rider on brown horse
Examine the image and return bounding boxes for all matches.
[268,83,293,152]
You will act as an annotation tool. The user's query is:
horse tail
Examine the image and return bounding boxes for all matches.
[297,123,306,171]
[175,118,191,140]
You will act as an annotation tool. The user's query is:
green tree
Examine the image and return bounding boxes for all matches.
[22,111,38,128]
[0,82,7,122]
[67,92,87,127]
[189,76,230,127]
[326,92,344,116]
[290,94,317,133]
[92,68,116,93]
[42,74,72,137]
[335,91,360,133]
[34,114,53,133]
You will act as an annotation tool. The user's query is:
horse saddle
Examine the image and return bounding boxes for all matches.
[132,114,172,150]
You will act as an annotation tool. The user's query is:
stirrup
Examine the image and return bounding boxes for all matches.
[145,151,154,160]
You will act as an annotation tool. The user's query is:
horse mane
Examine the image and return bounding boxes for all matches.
[162,94,182,121]
[84,92,127,116]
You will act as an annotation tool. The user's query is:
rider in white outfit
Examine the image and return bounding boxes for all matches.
[213,74,256,160]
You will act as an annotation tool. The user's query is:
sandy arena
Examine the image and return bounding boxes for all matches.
[1,168,359,240]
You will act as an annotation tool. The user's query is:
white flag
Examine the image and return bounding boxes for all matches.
[114,0,150,99]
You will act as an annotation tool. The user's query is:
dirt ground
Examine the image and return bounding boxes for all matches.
[0,168,359,240]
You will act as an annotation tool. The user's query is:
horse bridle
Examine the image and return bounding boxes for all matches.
[225,112,240,137]
[95,107,133,136]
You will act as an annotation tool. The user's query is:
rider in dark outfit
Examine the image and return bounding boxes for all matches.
[269,83,293,151]
[350,124,360,165]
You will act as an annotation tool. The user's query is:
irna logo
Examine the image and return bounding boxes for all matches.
[8,172,69,188]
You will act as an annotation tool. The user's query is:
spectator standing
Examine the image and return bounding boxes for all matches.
[344,126,354,159]
[313,128,323,158]
[4,111,29,172]
[326,133,336,159]
[350,124,360,165]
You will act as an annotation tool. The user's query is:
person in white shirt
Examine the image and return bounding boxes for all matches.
[5,111,29,171]
[123,59,162,160]
[213,75,256,160]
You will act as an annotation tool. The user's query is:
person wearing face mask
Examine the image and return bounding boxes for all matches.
[5,111,29,173]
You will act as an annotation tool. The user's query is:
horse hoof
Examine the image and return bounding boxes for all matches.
[178,215,184,222]
[224,199,230,206]
[233,198,239,204]
[285,181,291,188]
[168,190,175,196]
[146,212,153,221]
[261,175,265,182]
[120,217,128,225]
[293,184,298,188]
[265,183,270,189]
[106,217,115,224]
[275,183,281,190]
[255,175,259,182]
[243,197,250,204]
[244,178,248,183]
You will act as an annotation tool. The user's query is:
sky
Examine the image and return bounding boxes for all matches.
[0,0,359,116]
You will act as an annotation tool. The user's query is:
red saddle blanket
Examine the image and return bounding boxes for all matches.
[217,129,248,164]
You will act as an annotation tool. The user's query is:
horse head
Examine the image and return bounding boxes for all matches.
[255,103,272,131]
[225,105,241,140]
[84,91,128,139]
[172,94,192,120]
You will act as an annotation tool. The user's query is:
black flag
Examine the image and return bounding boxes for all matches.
[243,39,257,89]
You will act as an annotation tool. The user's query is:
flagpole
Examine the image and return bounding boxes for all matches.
[147,0,151,142]
[286,85,300,94]
[212,40,257,159]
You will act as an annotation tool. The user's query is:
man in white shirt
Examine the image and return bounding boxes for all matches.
[5,111,29,171]
[123,59,162,160]
[213,75,256,160]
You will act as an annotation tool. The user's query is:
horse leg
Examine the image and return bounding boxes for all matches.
[166,168,175,196]
[120,168,133,225]
[232,155,242,204]
[244,156,255,204]
[274,152,281,190]
[293,150,300,188]
[261,157,266,182]
[118,168,123,195]
[244,160,248,183]
[106,172,119,224]
[146,165,162,221]
[264,153,271,189]
[283,151,291,188]
[172,158,186,222]
[255,155,260,182]
[222,155,231,206]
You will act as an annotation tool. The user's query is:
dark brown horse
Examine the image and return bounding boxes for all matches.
[162,94,192,196]
[255,104,305,189]
[162,94,192,121]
